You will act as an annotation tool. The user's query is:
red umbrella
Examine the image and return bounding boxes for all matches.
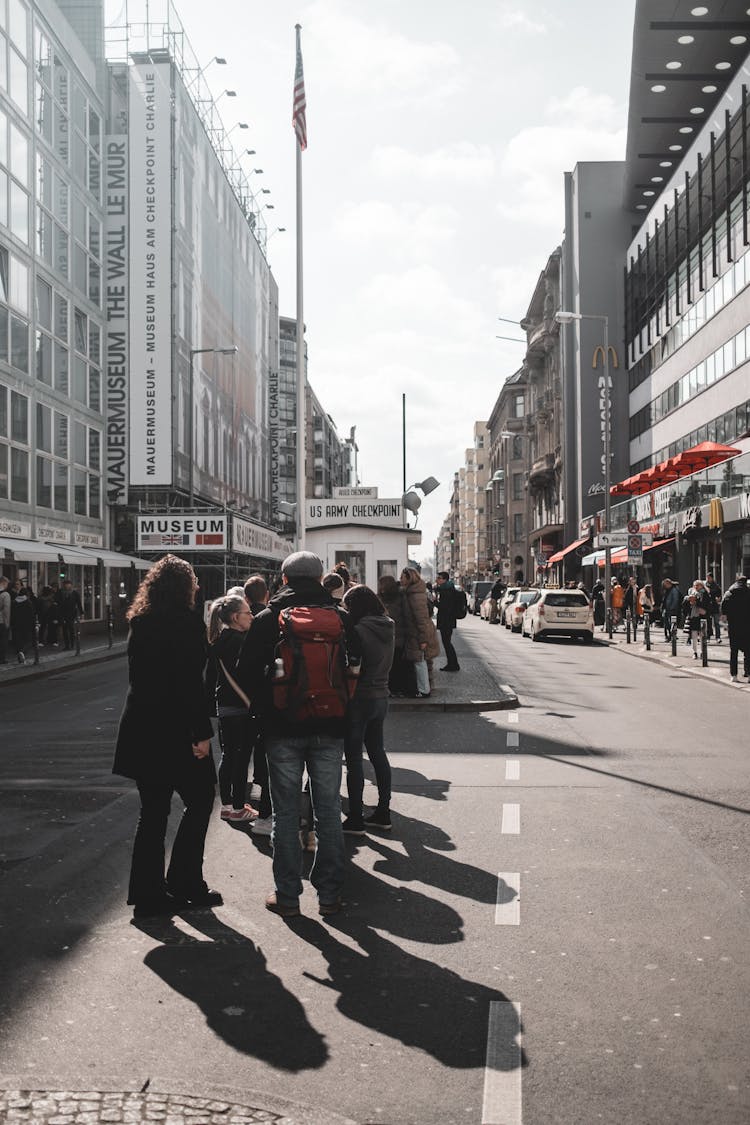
[669,441,740,474]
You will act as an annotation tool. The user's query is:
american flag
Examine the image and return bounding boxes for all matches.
[293,32,307,150]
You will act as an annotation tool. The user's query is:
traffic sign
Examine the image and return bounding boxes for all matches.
[535,552,548,567]
[594,532,628,547]
[627,519,640,534]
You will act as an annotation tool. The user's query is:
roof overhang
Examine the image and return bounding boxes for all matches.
[625,0,750,214]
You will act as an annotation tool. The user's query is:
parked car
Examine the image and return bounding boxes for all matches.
[504,589,540,632]
[498,586,520,625]
[468,580,493,615]
[522,588,594,642]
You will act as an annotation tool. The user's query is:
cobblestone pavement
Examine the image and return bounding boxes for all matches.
[0,1090,285,1124]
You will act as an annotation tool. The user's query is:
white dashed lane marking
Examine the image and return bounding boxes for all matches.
[501,803,520,834]
[482,1001,523,1124]
[495,873,520,925]
[505,760,520,781]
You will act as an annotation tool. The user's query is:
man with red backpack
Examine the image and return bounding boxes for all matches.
[235,550,361,918]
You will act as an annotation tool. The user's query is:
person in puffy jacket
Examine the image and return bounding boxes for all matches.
[207,594,256,824]
[378,573,416,697]
[400,567,439,697]
[341,584,395,834]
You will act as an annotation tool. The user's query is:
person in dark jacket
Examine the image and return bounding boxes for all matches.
[243,573,269,617]
[208,594,256,824]
[113,554,221,919]
[10,585,35,664]
[377,574,416,697]
[235,550,361,918]
[721,574,750,682]
[340,584,395,835]
[704,574,722,642]
[56,579,83,650]
[434,571,460,671]
[489,577,505,624]
[661,579,681,639]
[240,574,273,835]
[591,579,606,629]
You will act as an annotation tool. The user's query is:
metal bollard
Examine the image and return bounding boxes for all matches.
[33,616,40,666]
[644,614,651,651]
[606,607,613,639]
[626,612,632,644]
[106,605,114,649]
[670,622,678,657]
[74,615,81,656]
[701,619,708,667]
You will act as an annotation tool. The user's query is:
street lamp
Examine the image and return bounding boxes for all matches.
[402,476,440,517]
[188,346,238,505]
[268,226,286,241]
[555,309,612,625]
[226,122,249,137]
[185,56,227,91]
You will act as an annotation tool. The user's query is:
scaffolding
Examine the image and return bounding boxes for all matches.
[104,0,269,253]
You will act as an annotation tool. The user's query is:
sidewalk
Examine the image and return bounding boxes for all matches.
[0,635,128,686]
[601,621,750,690]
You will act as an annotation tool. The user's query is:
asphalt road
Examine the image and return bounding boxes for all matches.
[0,619,747,1125]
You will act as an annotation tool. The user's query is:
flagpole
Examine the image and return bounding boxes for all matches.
[294,23,306,551]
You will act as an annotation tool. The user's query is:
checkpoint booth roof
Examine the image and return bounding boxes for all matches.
[303,488,422,587]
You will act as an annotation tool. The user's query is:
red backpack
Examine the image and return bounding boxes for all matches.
[271,605,355,722]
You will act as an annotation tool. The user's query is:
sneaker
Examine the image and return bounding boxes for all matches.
[265,891,300,918]
[342,817,366,836]
[693,652,699,660]
[219,804,233,820]
[170,888,224,910]
[227,806,256,823]
[731,674,739,682]
[364,808,392,831]
[252,815,273,836]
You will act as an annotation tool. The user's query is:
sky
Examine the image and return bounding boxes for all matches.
[108,0,637,559]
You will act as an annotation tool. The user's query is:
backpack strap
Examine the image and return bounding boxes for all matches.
[218,658,251,710]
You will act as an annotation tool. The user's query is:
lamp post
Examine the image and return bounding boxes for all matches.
[188,346,238,506]
[555,310,611,626]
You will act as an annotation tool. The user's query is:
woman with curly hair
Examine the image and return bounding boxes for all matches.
[113,554,222,918]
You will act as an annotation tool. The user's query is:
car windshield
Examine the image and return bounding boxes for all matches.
[544,593,589,607]
[517,592,537,605]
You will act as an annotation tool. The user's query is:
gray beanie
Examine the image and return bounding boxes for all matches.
[281,550,324,580]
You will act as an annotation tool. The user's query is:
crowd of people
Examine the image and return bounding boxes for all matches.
[112,555,466,921]
[0,576,83,664]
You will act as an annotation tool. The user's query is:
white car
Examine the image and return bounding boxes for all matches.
[504,589,540,632]
[522,588,594,642]
[498,587,520,626]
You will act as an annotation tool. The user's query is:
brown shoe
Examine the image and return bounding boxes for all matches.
[265,891,300,918]
[319,897,344,916]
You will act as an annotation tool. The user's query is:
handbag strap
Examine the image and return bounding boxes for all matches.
[218,658,251,711]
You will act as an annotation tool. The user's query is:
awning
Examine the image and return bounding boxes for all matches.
[546,536,591,565]
[0,537,90,563]
[71,547,151,571]
[595,538,675,566]
[581,550,606,566]
[644,537,674,553]
[610,442,740,497]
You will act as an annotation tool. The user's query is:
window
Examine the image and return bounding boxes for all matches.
[513,513,524,540]
[10,388,26,440]
[35,275,51,327]
[35,330,50,382]
[36,452,50,506]
[513,393,525,419]
[10,445,26,500]
[512,472,524,501]
[10,313,27,370]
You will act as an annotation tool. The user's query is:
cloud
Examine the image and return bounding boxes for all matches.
[497,4,549,34]
[331,200,459,262]
[498,86,626,226]
[371,143,495,184]
[305,0,461,103]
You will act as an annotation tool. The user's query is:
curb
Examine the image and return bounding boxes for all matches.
[602,635,749,691]
[0,1077,359,1125]
[0,643,127,687]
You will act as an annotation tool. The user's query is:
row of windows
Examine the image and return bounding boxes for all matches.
[630,321,750,440]
[631,399,750,476]
[629,205,749,386]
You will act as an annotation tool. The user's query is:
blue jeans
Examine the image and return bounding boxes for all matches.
[266,732,345,905]
[344,696,390,820]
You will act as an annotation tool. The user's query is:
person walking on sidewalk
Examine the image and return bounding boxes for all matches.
[57,579,83,651]
[623,577,640,638]
[113,554,221,919]
[235,551,361,918]
[207,594,257,825]
[0,576,10,664]
[10,585,35,664]
[704,574,723,643]
[341,584,395,836]
[661,578,681,640]
[721,574,750,682]
[684,592,707,659]
[435,571,461,671]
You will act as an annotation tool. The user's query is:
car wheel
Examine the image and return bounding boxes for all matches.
[531,628,539,641]
[582,632,593,644]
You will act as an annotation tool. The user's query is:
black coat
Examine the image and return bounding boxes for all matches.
[112,608,215,784]
[435,582,460,629]
[721,581,750,641]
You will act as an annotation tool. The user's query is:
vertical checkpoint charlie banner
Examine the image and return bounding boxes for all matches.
[128,63,172,486]
[104,134,128,504]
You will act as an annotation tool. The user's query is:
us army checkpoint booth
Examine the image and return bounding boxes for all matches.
[303,487,422,586]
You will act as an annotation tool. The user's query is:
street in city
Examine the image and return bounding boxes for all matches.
[0,616,747,1125]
